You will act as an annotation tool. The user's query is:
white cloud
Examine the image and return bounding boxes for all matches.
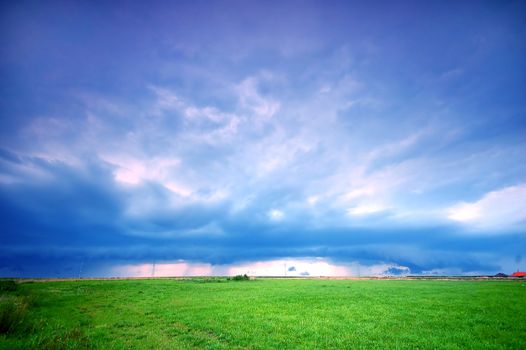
[148,86,184,115]
[102,154,182,187]
[236,76,280,121]
[447,203,480,222]
[447,184,526,231]
[149,85,242,144]
[164,182,192,197]
[268,209,284,221]
[307,195,319,205]
[342,187,376,201]
[347,203,387,216]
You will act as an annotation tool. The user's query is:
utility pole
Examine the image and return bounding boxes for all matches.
[151,260,156,278]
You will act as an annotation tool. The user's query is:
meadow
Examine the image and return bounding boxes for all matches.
[1,278,525,349]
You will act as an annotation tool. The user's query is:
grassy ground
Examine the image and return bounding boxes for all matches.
[1,278,525,349]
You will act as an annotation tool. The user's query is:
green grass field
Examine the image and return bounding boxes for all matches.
[1,278,525,349]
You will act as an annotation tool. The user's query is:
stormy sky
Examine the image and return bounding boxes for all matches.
[1,0,525,277]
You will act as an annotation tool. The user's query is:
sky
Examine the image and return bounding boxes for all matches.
[1,0,525,277]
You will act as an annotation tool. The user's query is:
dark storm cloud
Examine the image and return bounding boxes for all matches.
[1,151,523,276]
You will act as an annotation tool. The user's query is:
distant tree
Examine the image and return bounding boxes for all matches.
[228,274,249,281]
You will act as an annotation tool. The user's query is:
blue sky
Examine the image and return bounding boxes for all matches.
[1,0,525,277]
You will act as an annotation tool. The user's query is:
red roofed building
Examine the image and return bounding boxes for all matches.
[511,271,526,277]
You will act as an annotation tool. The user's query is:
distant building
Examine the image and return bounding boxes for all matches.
[494,273,508,277]
[511,271,526,277]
